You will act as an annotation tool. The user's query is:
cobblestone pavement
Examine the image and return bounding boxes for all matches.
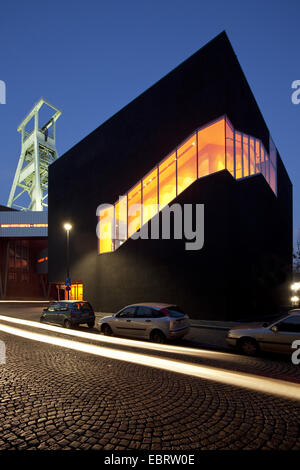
[0,327,300,451]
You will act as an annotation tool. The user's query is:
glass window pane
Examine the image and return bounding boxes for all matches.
[265,152,270,184]
[115,196,128,249]
[128,182,141,237]
[99,205,114,254]
[235,132,242,178]
[255,139,261,174]
[269,136,277,195]
[270,163,276,194]
[260,144,266,178]
[249,137,255,175]
[225,119,234,176]
[78,284,83,301]
[242,134,249,177]
[159,152,176,210]
[198,118,225,178]
[177,133,197,196]
[142,168,158,225]
[269,136,277,166]
[277,316,300,333]
[135,306,154,318]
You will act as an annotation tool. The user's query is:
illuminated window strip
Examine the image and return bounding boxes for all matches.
[0,224,48,228]
[99,115,277,254]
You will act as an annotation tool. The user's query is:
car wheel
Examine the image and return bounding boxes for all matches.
[150,330,166,343]
[40,317,45,323]
[102,324,113,336]
[87,322,95,329]
[64,320,72,329]
[239,337,259,356]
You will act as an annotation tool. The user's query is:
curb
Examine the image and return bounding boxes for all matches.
[190,324,232,331]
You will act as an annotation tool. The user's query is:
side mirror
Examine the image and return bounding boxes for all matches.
[271,325,278,333]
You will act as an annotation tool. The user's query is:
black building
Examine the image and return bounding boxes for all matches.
[48,32,292,320]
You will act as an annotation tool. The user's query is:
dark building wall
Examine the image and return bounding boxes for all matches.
[48,31,292,319]
[89,170,290,320]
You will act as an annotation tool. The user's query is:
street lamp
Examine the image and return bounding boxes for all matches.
[291,282,300,292]
[63,223,72,300]
[291,296,300,307]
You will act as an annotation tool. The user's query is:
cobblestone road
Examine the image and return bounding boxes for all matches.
[0,326,300,451]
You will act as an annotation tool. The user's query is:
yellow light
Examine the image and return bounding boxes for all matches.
[291,283,300,292]
[0,224,48,228]
[291,296,299,303]
[63,223,72,231]
[0,321,299,402]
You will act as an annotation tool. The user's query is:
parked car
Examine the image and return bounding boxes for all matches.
[40,301,95,329]
[226,309,300,356]
[99,303,190,343]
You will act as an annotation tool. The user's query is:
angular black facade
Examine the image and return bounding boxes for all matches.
[48,32,292,319]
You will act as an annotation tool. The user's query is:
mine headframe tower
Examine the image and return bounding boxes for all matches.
[8,98,62,211]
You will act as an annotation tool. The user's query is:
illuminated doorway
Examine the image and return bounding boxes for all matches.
[64,282,83,301]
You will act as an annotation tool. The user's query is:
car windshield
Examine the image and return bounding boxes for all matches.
[264,313,290,327]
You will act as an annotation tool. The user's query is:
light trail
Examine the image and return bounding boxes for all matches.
[0,322,299,402]
[0,301,47,303]
[0,314,238,362]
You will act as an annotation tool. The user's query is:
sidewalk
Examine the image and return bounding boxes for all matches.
[189,319,240,330]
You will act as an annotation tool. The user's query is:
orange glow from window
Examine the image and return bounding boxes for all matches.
[97,116,276,255]
[243,134,249,177]
[159,152,176,210]
[225,120,234,176]
[65,283,83,301]
[128,183,141,237]
[37,256,48,263]
[249,137,255,175]
[0,224,48,228]
[99,205,114,254]
[260,145,266,178]
[235,132,242,179]
[255,139,261,174]
[198,118,225,178]
[265,152,270,184]
[270,163,276,193]
[177,134,197,196]
[115,196,127,249]
[143,168,158,224]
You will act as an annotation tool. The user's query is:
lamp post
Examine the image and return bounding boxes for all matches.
[63,223,72,300]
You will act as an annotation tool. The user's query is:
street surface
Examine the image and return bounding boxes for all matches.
[0,303,299,450]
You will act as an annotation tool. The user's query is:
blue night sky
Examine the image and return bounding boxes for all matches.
[0,0,299,245]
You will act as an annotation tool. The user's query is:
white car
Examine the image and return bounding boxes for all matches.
[226,310,300,356]
[99,303,190,343]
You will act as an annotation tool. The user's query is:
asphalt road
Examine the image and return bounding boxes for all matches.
[0,303,300,451]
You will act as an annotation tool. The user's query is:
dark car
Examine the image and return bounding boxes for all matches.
[40,301,95,329]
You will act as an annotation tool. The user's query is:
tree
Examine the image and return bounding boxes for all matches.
[293,237,300,273]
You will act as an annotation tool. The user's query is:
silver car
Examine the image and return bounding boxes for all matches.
[99,303,190,343]
[226,310,300,356]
